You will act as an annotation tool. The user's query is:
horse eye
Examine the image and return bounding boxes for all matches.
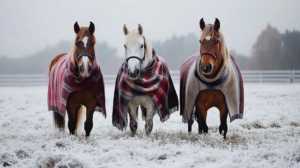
[141,44,143,48]
[124,45,127,49]
[215,41,219,44]
[199,40,202,44]
[75,42,79,46]
[91,42,95,46]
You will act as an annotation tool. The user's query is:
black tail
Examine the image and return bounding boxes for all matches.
[53,112,65,131]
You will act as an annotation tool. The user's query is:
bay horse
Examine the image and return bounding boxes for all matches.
[112,24,178,135]
[48,22,103,137]
[180,18,244,139]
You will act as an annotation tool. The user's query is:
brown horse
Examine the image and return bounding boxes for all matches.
[49,22,99,137]
[184,18,234,139]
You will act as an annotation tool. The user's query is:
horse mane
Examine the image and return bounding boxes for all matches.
[199,24,229,66]
[70,27,97,66]
[125,30,153,61]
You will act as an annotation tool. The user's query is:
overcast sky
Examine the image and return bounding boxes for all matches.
[0,0,299,58]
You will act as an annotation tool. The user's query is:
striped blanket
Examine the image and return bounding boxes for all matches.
[180,53,244,123]
[48,53,106,117]
[112,50,179,130]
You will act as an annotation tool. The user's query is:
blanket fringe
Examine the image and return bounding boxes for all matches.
[159,106,178,123]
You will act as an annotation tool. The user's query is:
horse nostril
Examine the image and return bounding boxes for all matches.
[135,69,140,76]
[207,64,212,71]
[80,66,84,73]
[88,65,92,73]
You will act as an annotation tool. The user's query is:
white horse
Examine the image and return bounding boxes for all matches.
[123,24,156,134]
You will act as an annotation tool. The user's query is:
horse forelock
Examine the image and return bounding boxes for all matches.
[199,24,229,66]
[125,30,153,61]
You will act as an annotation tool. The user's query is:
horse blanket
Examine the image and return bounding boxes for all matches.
[180,53,244,123]
[48,53,106,117]
[112,50,179,130]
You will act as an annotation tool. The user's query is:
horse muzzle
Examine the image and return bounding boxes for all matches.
[127,68,140,80]
[79,64,92,77]
[200,63,213,75]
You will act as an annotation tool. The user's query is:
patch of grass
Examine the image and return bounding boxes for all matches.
[269,122,281,128]
[158,154,167,160]
[263,153,274,159]
[290,121,300,127]
[228,133,247,145]
[241,121,266,130]
[15,149,30,159]
[36,155,83,168]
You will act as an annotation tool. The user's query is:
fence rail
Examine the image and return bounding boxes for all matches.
[0,70,300,86]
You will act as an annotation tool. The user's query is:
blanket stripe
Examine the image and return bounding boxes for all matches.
[113,52,179,130]
[48,53,106,117]
[179,54,198,116]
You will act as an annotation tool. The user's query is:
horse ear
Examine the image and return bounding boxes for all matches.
[214,18,220,31]
[199,18,205,30]
[74,22,80,34]
[89,22,95,35]
[138,24,143,35]
[123,24,129,35]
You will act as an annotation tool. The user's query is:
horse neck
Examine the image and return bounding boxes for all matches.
[140,56,151,70]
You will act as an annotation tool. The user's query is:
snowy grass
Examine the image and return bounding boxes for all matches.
[0,83,300,167]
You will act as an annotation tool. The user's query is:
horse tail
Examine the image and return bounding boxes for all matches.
[53,112,65,131]
[76,105,86,136]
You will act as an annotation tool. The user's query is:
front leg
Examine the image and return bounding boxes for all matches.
[66,104,76,135]
[145,104,156,135]
[85,100,97,137]
[129,107,138,135]
[218,103,228,139]
[196,104,208,134]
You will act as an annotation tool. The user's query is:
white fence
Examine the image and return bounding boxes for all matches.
[0,70,300,86]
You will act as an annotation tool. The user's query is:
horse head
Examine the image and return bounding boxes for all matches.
[199,18,224,77]
[72,22,96,77]
[123,24,152,80]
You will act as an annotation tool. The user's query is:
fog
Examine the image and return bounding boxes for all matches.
[0,0,299,58]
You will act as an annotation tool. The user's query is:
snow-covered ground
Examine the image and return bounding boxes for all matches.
[0,83,300,168]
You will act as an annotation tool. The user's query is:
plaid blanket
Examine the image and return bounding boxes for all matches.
[48,53,106,117]
[180,53,244,123]
[112,51,178,130]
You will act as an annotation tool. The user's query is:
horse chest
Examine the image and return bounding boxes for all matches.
[67,88,96,105]
[197,90,225,108]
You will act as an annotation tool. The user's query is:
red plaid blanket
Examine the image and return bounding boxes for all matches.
[48,53,106,117]
[112,54,178,130]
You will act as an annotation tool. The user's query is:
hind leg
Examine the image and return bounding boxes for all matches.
[85,101,97,137]
[66,105,76,135]
[196,105,208,134]
[219,103,228,139]
[129,106,139,135]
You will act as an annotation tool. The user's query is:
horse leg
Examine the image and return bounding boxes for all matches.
[188,119,194,133]
[196,104,208,134]
[219,103,228,139]
[66,105,76,135]
[129,106,138,135]
[144,104,155,135]
[85,101,97,137]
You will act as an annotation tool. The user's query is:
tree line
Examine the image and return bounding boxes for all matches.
[0,24,299,74]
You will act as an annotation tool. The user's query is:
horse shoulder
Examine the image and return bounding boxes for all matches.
[49,53,68,75]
